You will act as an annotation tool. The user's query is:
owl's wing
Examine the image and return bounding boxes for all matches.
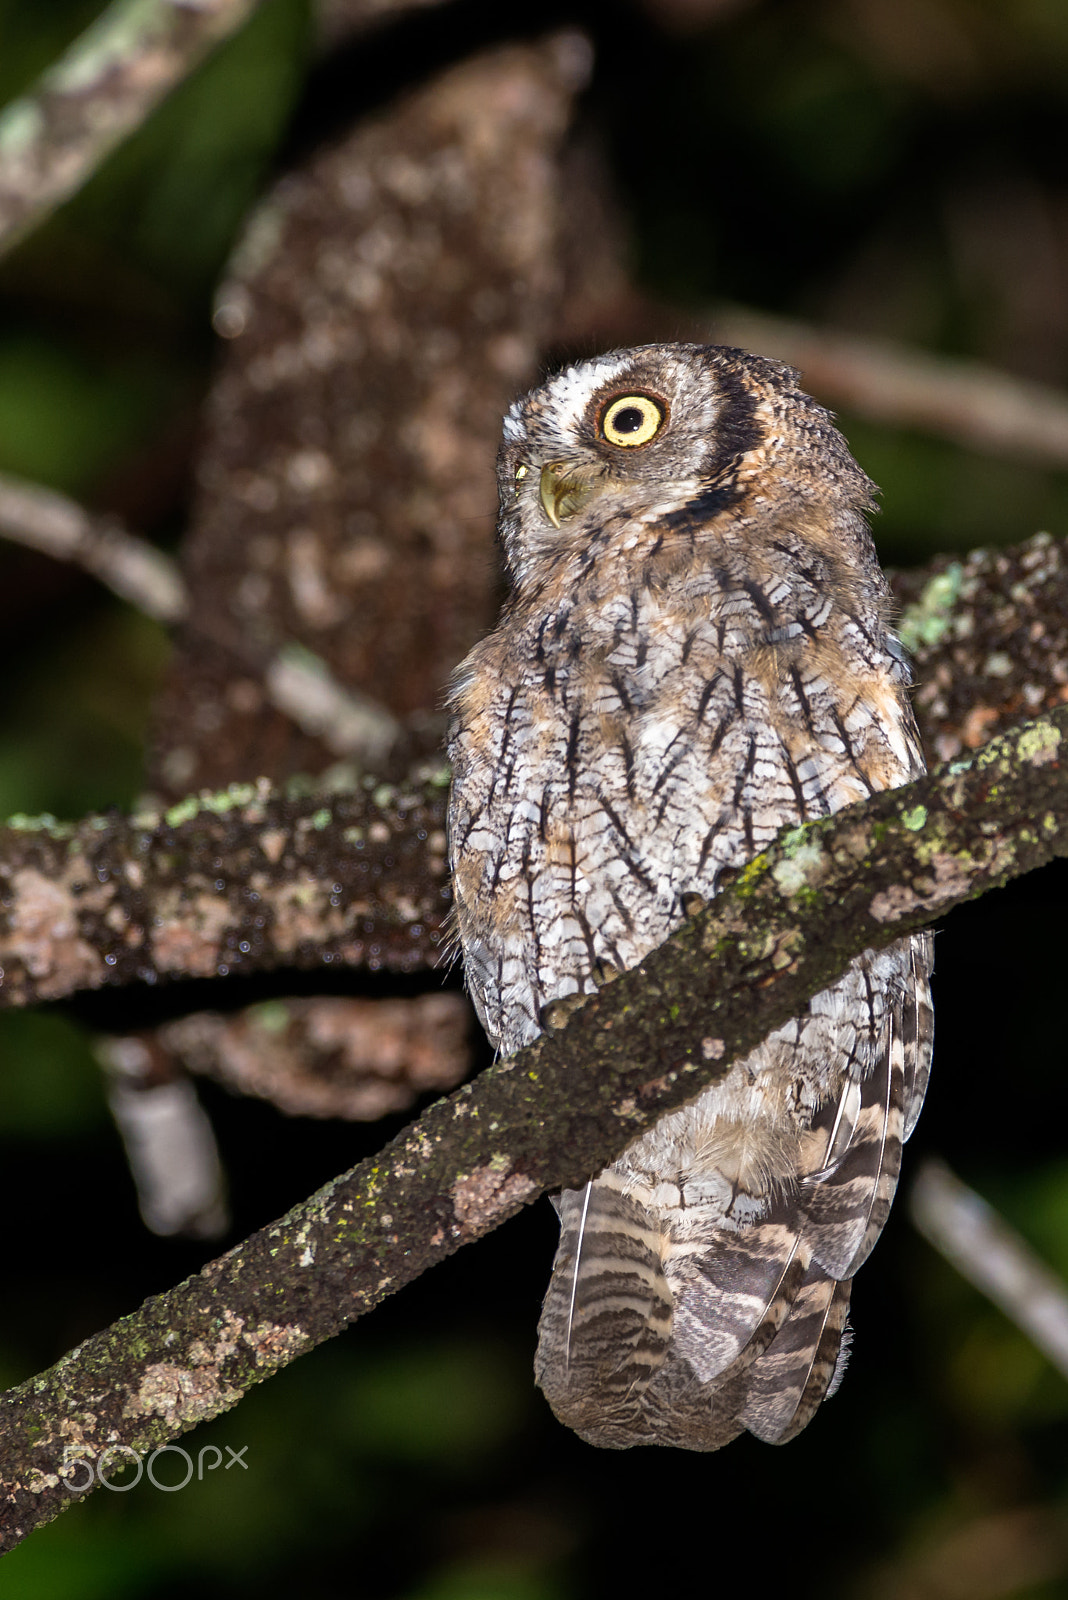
[738,1267,853,1444]
[797,930,935,1279]
[902,931,935,1140]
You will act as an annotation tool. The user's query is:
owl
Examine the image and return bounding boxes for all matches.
[446,343,933,1451]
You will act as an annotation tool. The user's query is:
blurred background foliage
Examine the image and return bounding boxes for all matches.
[1,0,1068,1596]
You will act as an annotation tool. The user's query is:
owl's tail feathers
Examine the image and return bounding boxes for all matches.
[535,1175,673,1449]
[739,1266,853,1444]
[535,1177,846,1452]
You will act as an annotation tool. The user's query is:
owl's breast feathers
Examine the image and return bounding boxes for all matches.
[447,343,933,1451]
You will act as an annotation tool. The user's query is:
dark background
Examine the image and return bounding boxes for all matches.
[1,1,1068,1596]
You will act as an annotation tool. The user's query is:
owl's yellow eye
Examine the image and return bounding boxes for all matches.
[600,394,664,448]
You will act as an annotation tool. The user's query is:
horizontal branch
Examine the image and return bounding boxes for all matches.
[1,530,1065,1005]
[0,773,450,1007]
[3,706,1067,1550]
[0,0,263,258]
[712,305,1068,468]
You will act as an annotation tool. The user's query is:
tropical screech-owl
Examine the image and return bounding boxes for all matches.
[446,343,933,1451]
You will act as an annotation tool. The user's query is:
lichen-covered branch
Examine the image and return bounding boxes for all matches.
[0,771,451,1007]
[891,532,1068,762]
[3,707,1068,1551]
[0,0,263,258]
[0,530,1066,1007]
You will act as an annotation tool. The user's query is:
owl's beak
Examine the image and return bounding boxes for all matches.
[539,461,599,528]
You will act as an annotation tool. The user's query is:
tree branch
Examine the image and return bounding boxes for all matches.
[0,772,451,1007]
[3,707,1067,1550]
[891,532,1068,762]
[0,0,264,258]
[0,529,1064,1006]
[712,304,1068,468]
[910,1160,1068,1383]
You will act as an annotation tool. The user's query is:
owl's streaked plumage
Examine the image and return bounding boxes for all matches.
[446,343,933,1451]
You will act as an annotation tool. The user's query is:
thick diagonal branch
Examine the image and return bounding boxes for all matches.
[2,708,1066,1551]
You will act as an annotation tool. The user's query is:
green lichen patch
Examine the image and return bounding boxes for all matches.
[897,562,963,654]
[249,1000,291,1034]
[771,828,827,897]
[1016,721,1061,768]
[734,852,769,897]
[164,796,200,829]
[4,813,72,838]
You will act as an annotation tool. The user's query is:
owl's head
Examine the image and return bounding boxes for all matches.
[496,343,874,585]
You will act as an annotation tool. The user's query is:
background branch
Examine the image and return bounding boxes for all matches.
[712,305,1068,468]
[3,706,1068,1550]
[0,0,264,258]
[910,1160,1068,1384]
[891,532,1068,762]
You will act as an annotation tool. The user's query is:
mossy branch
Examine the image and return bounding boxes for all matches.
[0,770,452,1007]
[1,529,1066,1008]
[3,707,1067,1551]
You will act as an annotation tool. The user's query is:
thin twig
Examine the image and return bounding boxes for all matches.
[264,646,398,765]
[100,1035,230,1238]
[0,469,186,622]
[313,0,448,48]
[3,706,1068,1549]
[712,304,1068,467]
[910,1159,1068,1382]
[0,0,264,258]
[0,469,400,761]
